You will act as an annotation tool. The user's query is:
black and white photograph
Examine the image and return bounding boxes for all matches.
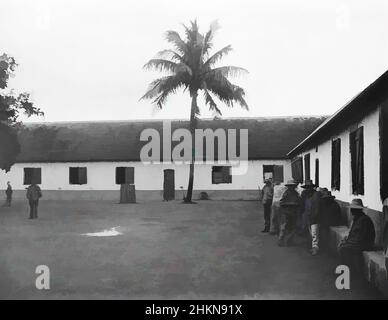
[1,0,388,305]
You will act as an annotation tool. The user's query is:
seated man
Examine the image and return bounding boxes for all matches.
[338,198,375,280]
[319,190,342,250]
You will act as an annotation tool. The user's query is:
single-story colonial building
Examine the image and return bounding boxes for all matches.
[287,70,388,297]
[0,117,325,201]
[288,70,388,279]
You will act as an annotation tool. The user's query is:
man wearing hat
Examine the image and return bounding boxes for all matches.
[269,182,287,235]
[338,198,375,279]
[300,179,316,236]
[261,179,274,233]
[307,186,326,255]
[319,190,342,250]
[278,179,301,246]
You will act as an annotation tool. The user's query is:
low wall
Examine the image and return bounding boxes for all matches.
[6,189,260,202]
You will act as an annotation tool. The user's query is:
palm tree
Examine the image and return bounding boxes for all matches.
[141,20,248,203]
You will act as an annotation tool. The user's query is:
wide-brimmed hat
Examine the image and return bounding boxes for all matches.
[349,198,366,209]
[301,179,315,188]
[321,190,335,199]
[285,179,298,186]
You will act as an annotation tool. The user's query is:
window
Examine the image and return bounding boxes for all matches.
[350,127,364,195]
[69,167,87,185]
[304,153,311,181]
[212,166,232,184]
[116,167,134,184]
[291,157,303,183]
[23,168,41,185]
[331,138,341,191]
[315,158,319,187]
[263,165,284,183]
[381,105,388,201]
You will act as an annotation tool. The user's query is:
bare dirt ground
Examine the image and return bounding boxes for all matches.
[0,200,383,299]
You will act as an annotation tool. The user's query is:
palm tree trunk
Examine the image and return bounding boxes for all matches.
[184,91,197,203]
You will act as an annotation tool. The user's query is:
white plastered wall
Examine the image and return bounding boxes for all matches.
[0,159,292,192]
[297,108,381,211]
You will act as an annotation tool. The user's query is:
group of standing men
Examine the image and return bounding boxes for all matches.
[260,178,373,259]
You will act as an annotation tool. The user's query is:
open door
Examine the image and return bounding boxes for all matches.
[163,169,175,201]
[117,167,135,203]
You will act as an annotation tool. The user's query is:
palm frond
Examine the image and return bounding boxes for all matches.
[204,66,248,80]
[175,63,193,76]
[156,49,183,62]
[183,20,201,45]
[165,31,187,54]
[203,89,222,115]
[140,75,185,109]
[205,75,248,110]
[143,59,178,73]
[140,76,170,100]
[202,20,220,55]
[203,45,232,68]
[153,78,184,109]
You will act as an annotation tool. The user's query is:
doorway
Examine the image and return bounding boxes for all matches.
[163,169,175,200]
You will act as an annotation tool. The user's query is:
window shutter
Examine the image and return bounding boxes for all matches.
[304,154,310,181]
[356,127,364,194]
[331,139,341,191]
[69,167,78,184]
[315,159,319,187]
[32,168,41,184]
[291,157,303,183]
[222,166,232,183]
[116,167,125,184]
[79,167,87,185]
[273,165,284,183]
[24,168,33,185]
[125,167,134,184]
[350,127,364,195]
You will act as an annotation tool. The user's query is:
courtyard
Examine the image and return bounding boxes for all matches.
[0,200,382,299]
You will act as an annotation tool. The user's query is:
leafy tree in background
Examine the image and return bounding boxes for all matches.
[0,53,44,172]
[141,20,248,203]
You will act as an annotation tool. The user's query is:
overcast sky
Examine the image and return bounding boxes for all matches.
[2,0,388,122]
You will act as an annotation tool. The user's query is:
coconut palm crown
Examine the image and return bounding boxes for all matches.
[141,20,249,202]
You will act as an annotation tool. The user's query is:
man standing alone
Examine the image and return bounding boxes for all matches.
[261,179,274,233]
[26,183,42,219]
[5,181,12,207]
